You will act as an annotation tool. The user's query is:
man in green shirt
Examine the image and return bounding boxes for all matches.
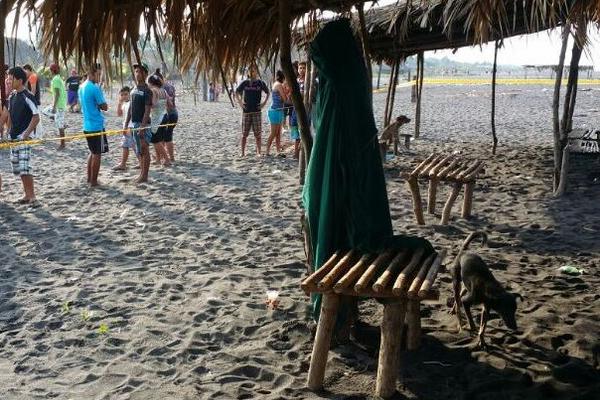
[50,63,67,149]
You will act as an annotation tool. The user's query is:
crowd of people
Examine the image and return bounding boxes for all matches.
[0,61,178,206]
[0,59,311,206]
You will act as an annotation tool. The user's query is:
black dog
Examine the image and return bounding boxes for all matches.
[452,231,522,349]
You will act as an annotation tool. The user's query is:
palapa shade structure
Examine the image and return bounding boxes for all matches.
[4,1,598,83]
[2,0,600,180]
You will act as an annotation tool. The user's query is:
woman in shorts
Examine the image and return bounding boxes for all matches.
[148,74,171,167]
[265,70,287,156]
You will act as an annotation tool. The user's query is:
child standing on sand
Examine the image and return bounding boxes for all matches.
[113,86,139,171]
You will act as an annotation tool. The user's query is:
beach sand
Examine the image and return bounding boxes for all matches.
[0,84,599,399]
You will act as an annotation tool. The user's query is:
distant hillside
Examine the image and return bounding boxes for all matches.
[3,37,45,67]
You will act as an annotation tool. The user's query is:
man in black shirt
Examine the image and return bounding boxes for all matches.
[235,64,269,157]
[6,67,40,205]
[66,69,81,112]
[125,63,153,183]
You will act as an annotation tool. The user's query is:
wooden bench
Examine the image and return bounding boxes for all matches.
[405,153,484,225]
[301,247,447,399]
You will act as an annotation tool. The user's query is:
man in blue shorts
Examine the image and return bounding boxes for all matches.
[79,63,108,187]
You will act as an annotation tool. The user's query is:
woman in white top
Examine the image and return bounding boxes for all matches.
[147,74,172,167]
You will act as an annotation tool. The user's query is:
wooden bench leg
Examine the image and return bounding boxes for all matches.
[406,177,425,225]
[406,299,421,351]
[461,181,475,218]
[307,293,340,391]
[440,182,462,225]
[427,178,439,215]
[375,300,407,399]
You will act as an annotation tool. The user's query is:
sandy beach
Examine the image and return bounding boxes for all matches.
[0,83,599,399]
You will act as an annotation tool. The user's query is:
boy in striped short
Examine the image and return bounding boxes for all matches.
[6,66,40,205]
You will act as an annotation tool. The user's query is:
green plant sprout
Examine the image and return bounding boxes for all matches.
[81,309,92,322]
[97,323,109,335]
[61,301,70,314]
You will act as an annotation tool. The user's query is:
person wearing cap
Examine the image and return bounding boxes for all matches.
[125,62,153,183]
[79,63,108,187]
[49,63,67,149]
[22,64,41,106]
[65,68,81,113]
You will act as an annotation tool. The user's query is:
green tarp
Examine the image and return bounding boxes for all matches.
[302,19,433,323]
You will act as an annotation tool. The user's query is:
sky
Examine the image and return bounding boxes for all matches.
[6,3,600,69]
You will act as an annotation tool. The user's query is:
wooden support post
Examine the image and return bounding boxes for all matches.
[388,61,400,125]
[461,182,475,218]
[279,0,313,183]
[356,3,372,93]
[406,177,425,225]
[491,40,499,155]
[307,293,340,391]
[414,52,424,138]
[383,60,396,126]
[552,26,569,192]
[375,300,407,398]
[441,183,462,225]
[406,299,421,351]
[427,178,439,215]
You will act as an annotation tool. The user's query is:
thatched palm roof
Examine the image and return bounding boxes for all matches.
[7,1,600,72]
[364,0,600,62]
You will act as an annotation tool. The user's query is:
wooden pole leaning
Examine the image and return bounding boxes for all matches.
[372,250,406,292]
[461,182,475,218]
[334,254,372,292]
[355,250,394,292]
[301,252,340,293]
[307,293,340,391]
[318,250,356,290]
[405,154,436,225]
[375,300,407,398]
[392,248,426,295]
[441,182,462,225]
[418,250,447,298]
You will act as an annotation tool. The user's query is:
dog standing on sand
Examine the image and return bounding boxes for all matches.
[379,115,411,155]
[451,231,522,349]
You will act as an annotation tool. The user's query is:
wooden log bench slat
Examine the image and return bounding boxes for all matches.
[303,246,447,398]
[405,153,484,225]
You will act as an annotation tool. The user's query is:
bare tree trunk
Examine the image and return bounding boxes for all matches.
[552,26,569,192]
[304,58,312,112]
[563,42,582,134]
[555,29,583,197]
[414,52,424,138]
[219,64,235,108]
[387,61,400,125]
[376,62,382,90]
[383,60,396,127]
[356,3,372,93]
[491,40,499,154]
[279,0,313,184]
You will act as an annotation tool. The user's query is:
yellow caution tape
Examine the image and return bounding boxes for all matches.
[0,123,177,151]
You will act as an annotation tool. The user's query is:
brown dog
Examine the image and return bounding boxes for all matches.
[452,231,522,350]
[379,115,411,155]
